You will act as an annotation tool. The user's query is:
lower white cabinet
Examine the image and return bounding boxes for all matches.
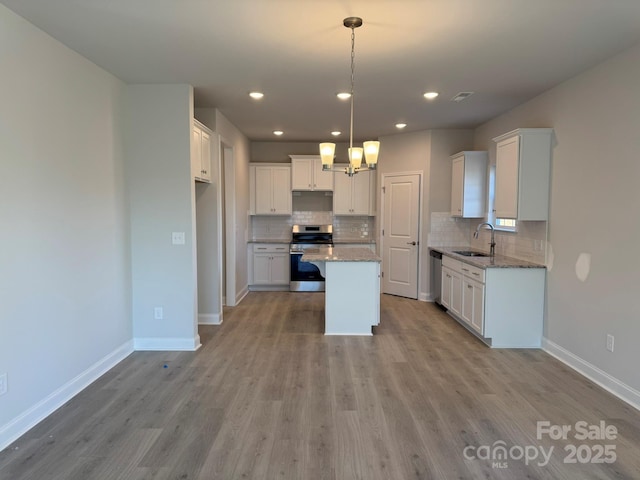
[441,265,462,318]
[441,254,545,348]
[249,244,289,288]
[461,276,485,334]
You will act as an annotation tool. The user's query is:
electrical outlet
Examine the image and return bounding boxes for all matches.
[172,232,185,245]
[0,373,7,397]
[154,307,164,320]
[606,334,614,352]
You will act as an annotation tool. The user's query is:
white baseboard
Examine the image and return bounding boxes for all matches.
[324,332,373,336]
[235,286,249,305]
[542,337,640,412]
[248,285,290,292]
[134,336,201,351]
[198,313,222,325]
[419,292,433,302]
[0,340,134,451]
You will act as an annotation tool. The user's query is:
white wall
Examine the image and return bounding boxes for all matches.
[124,84,200,350]
[474,42,640,393]
[0,5,132,447]
[216,111,251,303]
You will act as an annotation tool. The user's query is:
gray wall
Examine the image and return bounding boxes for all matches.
[474,42,640,392]
[0,4,132,444]
[216,111,251,303]
[194,108,222,321]
[251,141,351,163]
[376,130,474,299]
[124,84,199,349]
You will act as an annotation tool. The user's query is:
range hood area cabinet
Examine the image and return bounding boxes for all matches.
[493,128,553,221]
[333,169,375,216]
[191,119,212,183]
[290,155,334,191]
[249,163,292,215]
[450,151,488,218]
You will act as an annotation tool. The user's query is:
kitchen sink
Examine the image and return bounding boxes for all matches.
[454,250,490,257]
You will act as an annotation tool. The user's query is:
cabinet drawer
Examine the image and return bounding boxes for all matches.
[252,244,289,253]
[460,262,485,283]
[442,255,462,273]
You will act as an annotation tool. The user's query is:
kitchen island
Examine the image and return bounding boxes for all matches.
[301,246,381,335]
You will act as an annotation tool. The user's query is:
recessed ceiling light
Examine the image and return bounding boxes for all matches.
[396,123,407,129]
[423,91,439,99]
[249,91,264,99]
[331,131,341,136]
[273,130,284,136]
[337,92,351,100]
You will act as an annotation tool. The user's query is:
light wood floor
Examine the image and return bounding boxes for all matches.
[2,292,639,479]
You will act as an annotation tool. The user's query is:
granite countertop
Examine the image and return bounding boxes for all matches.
[248,239,291,244]
[429,246,545,269]
[301,246,381,263]
[333,239,376,244]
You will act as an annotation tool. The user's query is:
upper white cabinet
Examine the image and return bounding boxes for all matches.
[493,128,553,220]
[250,164,292,215]
[290,155,334,191]
[333,169,375,215]
[450,151,488,218]
[191,119,212,183]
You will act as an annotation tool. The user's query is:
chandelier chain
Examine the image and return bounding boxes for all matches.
[349,26,356,151]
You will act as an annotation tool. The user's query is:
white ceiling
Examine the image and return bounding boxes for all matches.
[4,0,640,142]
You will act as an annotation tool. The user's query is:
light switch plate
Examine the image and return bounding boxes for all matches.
[172,232,186,245]
[0,373,7,397]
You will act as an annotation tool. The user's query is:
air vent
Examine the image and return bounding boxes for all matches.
[451,92,474,102]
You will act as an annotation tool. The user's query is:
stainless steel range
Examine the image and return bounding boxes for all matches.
[289,225,333,292]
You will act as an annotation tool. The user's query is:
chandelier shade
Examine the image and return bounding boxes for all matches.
[319,17,379,176]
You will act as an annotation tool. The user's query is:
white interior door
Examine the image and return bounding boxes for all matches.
[382,174,420,299]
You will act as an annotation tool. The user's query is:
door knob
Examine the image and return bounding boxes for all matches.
[407,241,417,245]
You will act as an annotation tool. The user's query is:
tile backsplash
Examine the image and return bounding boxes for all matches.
[469,219,547,264]
[428,212,547,265]
[427,212,471,247]
[250,212,374,242]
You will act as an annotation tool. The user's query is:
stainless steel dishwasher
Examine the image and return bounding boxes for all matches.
[430,249,445,309]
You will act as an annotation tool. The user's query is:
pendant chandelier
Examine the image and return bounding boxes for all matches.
[320,17,380,177]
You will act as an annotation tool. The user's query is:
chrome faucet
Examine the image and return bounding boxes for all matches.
[474,222,496,257]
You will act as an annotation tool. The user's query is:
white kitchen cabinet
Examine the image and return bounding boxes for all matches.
[290,155,333,191]
[250,244,289,287]
[493,128,553,220]
[333,169,375,215]
[450,151,488,218]
[191,120,212,183]
[462,276,485,335]
[441,260,462,318]
[441,253,544,347]
[250,164,292,215]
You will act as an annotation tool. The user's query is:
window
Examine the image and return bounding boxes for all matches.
[488,165,517,232]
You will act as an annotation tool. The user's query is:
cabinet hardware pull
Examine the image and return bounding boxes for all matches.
[407,241,417,246]
[472,272,479,276]
[468,285,473,289]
